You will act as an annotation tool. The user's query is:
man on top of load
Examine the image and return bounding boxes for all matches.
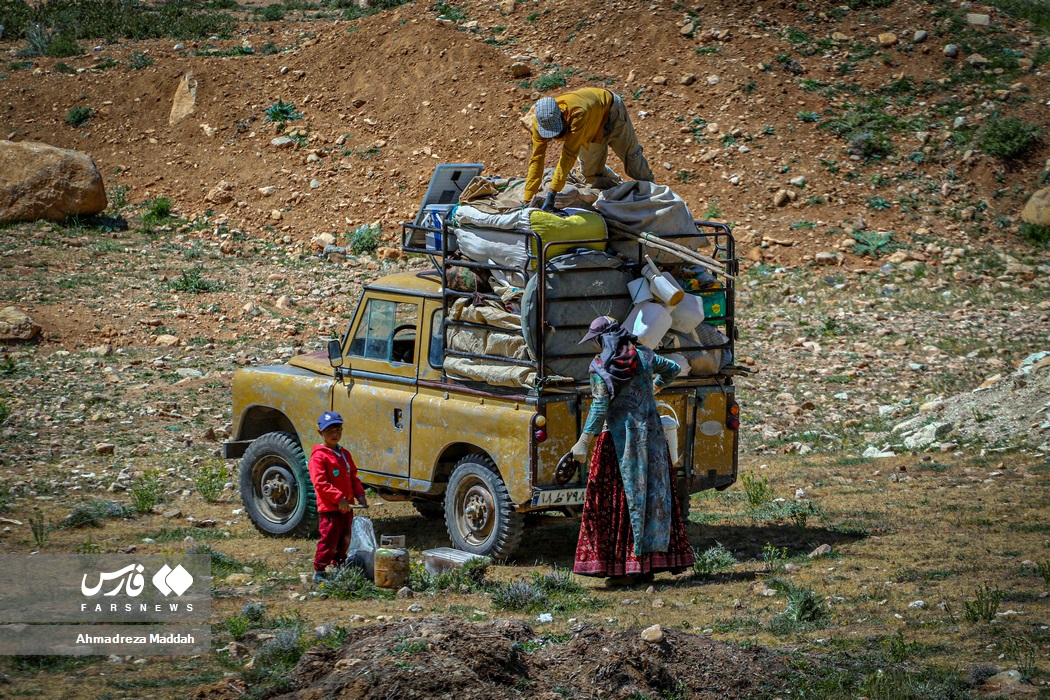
[525,87,655,212]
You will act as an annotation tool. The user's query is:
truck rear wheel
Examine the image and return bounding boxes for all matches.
[445,454,523,560]
[239,431,318,538]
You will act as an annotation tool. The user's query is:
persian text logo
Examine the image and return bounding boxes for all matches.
[82,564,146,597]
[81,564,194,598]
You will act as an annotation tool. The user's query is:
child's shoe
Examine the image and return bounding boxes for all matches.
[312,571,327,584]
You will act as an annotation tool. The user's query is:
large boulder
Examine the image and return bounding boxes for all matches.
[1021,187,1050,227]
[0,141,107,222]
[0,307,41,341]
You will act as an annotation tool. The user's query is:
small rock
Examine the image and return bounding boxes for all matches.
[162,508,182,519]
[878,33,898,47]
[789,176,806,187]
[773,189,790,207]
[283,547,299,553]
[815,251,843,265]
[909,600,927,609]
[175,368,203,379]
[407,604,424,613]
[808,544,832,558]
[831,32,849,42]
[680,74,697,86]
[965,13,990,26]
[0,307,41,341]
[259,186,277,196]
[173,43,184,51]
[944,44,959,58]
[310,179,321,189]
[275,295,293,310]
[94,443,115,455]
[224,573,252,585]
[154,334,180,347]
[271,136,295,148]
[509,62,531,78]
[640,624,664,643]
[967,53,989,66]
[913,30,927,43]
[706,74,720,85]
[226,641,248,658]
[397,586,414,598]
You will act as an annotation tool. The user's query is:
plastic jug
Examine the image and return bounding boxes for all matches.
[656,401,681,466]
[624,302,672,349]
[373,535,409,589]
[669,292,706,333]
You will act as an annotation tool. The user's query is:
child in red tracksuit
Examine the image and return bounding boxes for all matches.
[308,411,367,583]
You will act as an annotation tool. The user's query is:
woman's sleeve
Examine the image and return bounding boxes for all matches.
[582,373,609,435]
[651,353,681,390]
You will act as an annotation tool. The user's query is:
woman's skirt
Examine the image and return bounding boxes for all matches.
[573,431,695,577]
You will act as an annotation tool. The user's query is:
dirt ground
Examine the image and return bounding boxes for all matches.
[1,0,1049,697]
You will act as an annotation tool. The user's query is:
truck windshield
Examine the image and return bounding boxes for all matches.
[349,299,418,364]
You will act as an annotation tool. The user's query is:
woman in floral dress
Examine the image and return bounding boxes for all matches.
[567,316,694,585]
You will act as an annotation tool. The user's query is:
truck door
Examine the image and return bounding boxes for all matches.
[333,295,418,489]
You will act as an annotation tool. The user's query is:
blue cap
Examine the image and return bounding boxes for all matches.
[535,97,564,139]
[318,411,344,431]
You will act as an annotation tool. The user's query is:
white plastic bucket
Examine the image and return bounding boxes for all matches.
[669,292,706,333]
[656,401,680,466]
[624,302,672,349]
[643,267,684,306]
[628,276,654,304]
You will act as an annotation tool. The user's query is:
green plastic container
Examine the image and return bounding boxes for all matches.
[695,289,726,325]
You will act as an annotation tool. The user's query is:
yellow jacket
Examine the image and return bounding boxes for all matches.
[525,88,613,202]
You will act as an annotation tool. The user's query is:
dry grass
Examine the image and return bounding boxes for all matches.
[1,449,1046,697]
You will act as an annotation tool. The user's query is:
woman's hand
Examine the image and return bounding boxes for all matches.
[570,433,595,463]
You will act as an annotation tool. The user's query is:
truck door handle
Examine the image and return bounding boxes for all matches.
[393,408,403,430]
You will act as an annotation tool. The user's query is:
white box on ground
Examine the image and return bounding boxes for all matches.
[422,547,490,576]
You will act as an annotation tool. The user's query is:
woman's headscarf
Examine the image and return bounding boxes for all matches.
[581,316,640,400]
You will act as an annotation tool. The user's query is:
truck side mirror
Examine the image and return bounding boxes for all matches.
[327,339,344,369]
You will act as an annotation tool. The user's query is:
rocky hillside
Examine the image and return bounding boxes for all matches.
[1,0,1048,268]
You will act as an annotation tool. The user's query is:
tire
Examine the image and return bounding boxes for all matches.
[413,500,445,520]
[239,431,318,538]
[444,454,523,560]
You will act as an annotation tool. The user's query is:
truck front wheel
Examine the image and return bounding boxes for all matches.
[239,431,318,538]
[445,455,523,560]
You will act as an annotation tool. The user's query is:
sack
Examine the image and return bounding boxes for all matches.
[446,265,488,293]
[347,516,377,579]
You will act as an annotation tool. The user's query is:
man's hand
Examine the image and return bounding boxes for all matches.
[541,190,558,212]
[337,497,351,512]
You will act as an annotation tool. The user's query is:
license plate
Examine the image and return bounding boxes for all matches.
[531,488,587,507]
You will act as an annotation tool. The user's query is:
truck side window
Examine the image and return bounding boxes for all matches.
[429,309,444,369]
[349,299,418,364]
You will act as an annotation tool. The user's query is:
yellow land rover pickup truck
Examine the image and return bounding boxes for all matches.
[224,216,741,559]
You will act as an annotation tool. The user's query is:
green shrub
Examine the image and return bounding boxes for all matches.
[224,614,251,641]
[188,544,247,577]
[852,230,894,257]
[30,511,51,547]
[692,542,737,577]
[54,61,76,73]
[261,4,285,20]
[20,23,81,57]
[170,266,219,293]
[768,578,828,633]
[0,0,235,43]
[492,580,548,612]
[741,471,772,507]
[62,500,130,528]
[963,582,1003,622]
[1019,222,1049,247]
[129,469,162,514]
[532,66,574,92]
[866,196,891,211]
[979,116,1040,160]
[193,460,228,502]
[65,105,92,126]
[0,401,8,426]
[264,98,302,125]
[142,196,173,223]
[128,51,152,69]
[322,564,393,600]
[797,111,819,123]
[349,222,381,254]
[431,1,467,22]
